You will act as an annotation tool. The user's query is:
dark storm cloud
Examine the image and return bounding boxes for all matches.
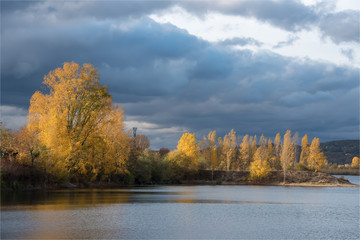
[3,1,358,44]
[1,1,173,22]
[1,17,203,107]
[1,1,359,149]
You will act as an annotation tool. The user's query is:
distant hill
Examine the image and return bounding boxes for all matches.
[321,140,359,165]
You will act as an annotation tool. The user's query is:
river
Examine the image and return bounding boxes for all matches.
[1,176,359,239]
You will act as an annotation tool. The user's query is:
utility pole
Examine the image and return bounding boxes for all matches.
[132,127,137,138]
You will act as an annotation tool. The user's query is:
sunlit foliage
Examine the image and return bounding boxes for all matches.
[27,62,129,181]
[299,134,309,166]
[200,131,217,172]
[222,129,237,171]
[250,147,271,180]
[280,130,295,171]
[176,132,200,170]
[308,137,328,171]
[351,156,360,168]
[239,135,251,170]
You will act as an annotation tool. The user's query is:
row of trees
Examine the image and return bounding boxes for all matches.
[170,130,328,180]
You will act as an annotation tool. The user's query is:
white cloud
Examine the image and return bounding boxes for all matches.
[124,119,188,134]
[150,5,359,68]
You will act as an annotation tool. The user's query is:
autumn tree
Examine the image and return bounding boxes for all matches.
[308,137,328,171]
[250,146,271,180]
[200,131,217,175]
[299,134,309,166]
[131,134,150,151]
[175,132,200,170]
[351,156,360,168]
[272,133,282,170]
[250,135,257,162]
[15,126,42,167]
[239,135,251,170]
[216,136,224,170]
[292,132,299,163]
[266,139,279,170]
[128,133,151,179]
[222,129,237,171]
[280,130,295,183]
[0,129,18,161]
[28,62,130,181]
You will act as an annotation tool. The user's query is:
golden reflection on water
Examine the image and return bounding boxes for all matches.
[2,189,135,210]
[2,186,358,239]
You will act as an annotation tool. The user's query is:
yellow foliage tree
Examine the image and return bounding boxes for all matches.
[299,134,309,166]
[250,147,271,180]
[272,132,282,170]
[223,129,236,171]
[239,135,251,170]
[280,130,295,183]
[28,62,129,180]
[200,131,217,173]
[308,137,328,171]
[176,132,200,170]
[208,131,217,172]
[15,126,42,167]
[351,156,360,168]
[266,139,279,170]
[281,130,295,170]
[250,135,257,162]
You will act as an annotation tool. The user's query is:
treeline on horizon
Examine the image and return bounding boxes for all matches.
[1,62,359,187]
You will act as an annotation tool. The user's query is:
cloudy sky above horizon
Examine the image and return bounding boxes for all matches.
[1,0,359,149]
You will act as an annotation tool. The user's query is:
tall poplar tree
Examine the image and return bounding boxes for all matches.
[280,130,295,183]
[300,134,309,166]
[273,133,282,170]
[308,137,327,171]
[239,135,251,170]
[223,129,237,171]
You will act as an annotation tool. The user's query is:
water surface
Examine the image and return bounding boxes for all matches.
[1,184,359,239]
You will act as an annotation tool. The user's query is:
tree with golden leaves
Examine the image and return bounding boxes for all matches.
[272,132,282,170]
[28,62,129,181]
[15,126,42,167]
[239,135,251,170]
[202,131,217,175]
[280,130,295,183]
[266,139,279,170]
[299,134,309,166]
[308,137,327,171]
[176,132,200,170]
[222,129,237,171]
[250,135,257,162]
[250,146,271,180]
[351,156,360,169]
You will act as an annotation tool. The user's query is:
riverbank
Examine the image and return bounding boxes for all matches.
[321,168,359,175]
[181,170,357,187]
[1,170,357,191]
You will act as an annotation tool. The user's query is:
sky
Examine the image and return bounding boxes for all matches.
[1,0,359,149]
